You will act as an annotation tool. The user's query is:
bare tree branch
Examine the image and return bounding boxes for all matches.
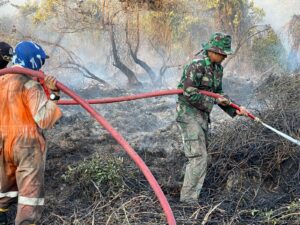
[223,25,272,67]
[63,62,108,86]
[17,30,109,86]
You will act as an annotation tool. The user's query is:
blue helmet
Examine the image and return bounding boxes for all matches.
[13,41,48,70]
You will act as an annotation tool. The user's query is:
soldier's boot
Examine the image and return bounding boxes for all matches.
[0,208,8,225]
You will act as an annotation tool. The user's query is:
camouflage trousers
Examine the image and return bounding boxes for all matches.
[176,104,209,203]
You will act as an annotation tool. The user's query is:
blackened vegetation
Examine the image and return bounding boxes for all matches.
[17,75,299,224]
[202,75,300,225]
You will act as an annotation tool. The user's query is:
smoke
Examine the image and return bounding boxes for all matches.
[253,0,300,72]
[253,0,300,31]
[0,0,26,15]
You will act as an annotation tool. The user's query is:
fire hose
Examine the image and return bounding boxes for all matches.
[1,68,299,225]
[59,90,300,146]
[0,67,177,225]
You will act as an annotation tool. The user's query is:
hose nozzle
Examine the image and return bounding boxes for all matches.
[254,117,261,123]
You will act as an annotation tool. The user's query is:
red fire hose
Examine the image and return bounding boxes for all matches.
[59,90,256,120]
[0,68,177,225]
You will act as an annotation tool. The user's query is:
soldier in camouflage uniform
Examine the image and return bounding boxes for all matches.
[176,32,249,204]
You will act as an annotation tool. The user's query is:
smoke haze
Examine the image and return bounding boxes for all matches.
[253,0,300,31]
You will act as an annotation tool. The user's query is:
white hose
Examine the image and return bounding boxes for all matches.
[260,122,300,146]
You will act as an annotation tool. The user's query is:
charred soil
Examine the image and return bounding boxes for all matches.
[8,75,299,225]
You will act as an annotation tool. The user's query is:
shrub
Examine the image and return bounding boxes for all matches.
[63,155,124,196]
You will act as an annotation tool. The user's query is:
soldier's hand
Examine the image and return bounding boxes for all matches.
[236,106,249,116]
[216,97,231,106]
[44,75,59,91]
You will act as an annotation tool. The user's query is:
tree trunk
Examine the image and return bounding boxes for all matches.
[110,25,142,88]
[126,13,157,85]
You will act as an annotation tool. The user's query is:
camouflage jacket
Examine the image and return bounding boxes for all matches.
[177,52,237,119]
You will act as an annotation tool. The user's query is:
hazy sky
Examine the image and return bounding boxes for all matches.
[0,0,28,15]
[253,0,300,31]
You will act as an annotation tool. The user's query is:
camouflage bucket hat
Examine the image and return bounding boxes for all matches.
[202,32,234,55]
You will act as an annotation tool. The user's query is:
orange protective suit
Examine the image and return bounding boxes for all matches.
[0,73,62,224]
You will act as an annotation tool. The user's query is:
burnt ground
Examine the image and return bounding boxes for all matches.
[7,76,300,224]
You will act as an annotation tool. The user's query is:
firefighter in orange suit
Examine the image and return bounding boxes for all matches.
[0,41,62,225]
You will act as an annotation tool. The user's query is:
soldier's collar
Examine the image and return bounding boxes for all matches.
[204,56,211,66]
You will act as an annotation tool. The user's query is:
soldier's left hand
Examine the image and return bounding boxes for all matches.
[216,97,231,106]
[44,75,59,91]
[236,106,249,116]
